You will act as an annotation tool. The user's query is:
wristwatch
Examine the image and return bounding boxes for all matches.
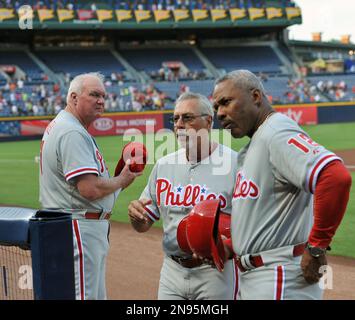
[306,243,327,258]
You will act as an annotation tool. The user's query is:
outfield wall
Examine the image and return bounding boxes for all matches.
[0,101,355,141]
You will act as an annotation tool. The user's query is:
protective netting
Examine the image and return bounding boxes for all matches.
[0,245,33,300]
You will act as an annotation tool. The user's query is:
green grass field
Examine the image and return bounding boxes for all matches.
[0,122,354,257]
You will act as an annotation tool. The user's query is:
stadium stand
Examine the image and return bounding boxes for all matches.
[307,74,355,102]
[120,48,205,73]
[119,47,209,81]
[0,50,48,83]
[201,45,283,74]
[0,72,7,86]
[36,49,126,79]
[0,0,353,117]
[0,0,297,11]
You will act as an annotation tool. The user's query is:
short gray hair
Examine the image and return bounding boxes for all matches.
[66,72,105,104]
[175,92,214,117]
[215,69,266,95]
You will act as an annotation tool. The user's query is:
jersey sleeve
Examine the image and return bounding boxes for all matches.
[269,130,342,193]
[58,131,99,182]
[140,163,160,222]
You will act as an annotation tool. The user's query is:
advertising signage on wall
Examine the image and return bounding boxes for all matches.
[21,120,52,136]
[2,103,355,142]
[275,106,318,125]
[88,113,164,136]
[4,113,165,139]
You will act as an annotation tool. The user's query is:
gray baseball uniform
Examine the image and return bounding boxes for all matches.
[141,143,239,300]
[231,112,341,300]
[40,110,117,300]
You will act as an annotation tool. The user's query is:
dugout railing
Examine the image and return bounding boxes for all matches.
[0,207,76,300]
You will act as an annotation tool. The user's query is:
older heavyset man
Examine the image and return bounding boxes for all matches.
[39,72,142,299]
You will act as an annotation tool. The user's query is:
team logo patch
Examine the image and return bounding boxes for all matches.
[156,178,227,209]
[233,171,259,199]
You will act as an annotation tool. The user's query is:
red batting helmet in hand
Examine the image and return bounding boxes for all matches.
[177,215,193,255]
[177,206,231,258]
[177,199,229,272]
[114,142,147,176]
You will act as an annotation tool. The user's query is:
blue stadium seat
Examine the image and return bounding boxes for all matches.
[0,51,44,81]
[120,48,205,72]
[154,80,214,100]
[36,50,125,78]
[201,46,282,74]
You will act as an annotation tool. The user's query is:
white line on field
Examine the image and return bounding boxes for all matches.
[0,159,35,162]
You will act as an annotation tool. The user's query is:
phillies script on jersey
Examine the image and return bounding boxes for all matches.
[156,178,227,209]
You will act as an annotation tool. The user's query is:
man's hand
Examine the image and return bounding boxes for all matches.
[192,236,234,269]
[116,160,143,190]
[222,236,235,260]
[128,198,151,223]
[300,249,327,284]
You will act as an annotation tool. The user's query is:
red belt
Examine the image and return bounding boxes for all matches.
[170,255,204,269]
[236,243,306,272]
[85,212,111,220]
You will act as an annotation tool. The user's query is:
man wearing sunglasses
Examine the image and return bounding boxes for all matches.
[128,92,239,300]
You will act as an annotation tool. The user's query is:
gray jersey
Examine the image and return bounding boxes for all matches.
[231,113,341,255]
[39,110,116,212]
[141,143,238,257]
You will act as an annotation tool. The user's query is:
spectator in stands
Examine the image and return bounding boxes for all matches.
[3,82,10,92]
[132,99,142,112]
[53,83,60,93]
[179,83,190,95]
[105,79,112,87]
[111,72,117,83]
[90,2,97,11]
[17,78,24,89]
[64,73,71,86]
[11,104,18,116]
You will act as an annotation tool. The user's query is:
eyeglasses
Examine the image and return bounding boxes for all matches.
[169,113,209,124]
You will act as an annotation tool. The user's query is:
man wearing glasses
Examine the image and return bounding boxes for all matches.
[128,92,239,300]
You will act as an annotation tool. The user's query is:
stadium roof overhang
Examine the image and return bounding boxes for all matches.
[0,24,292,44]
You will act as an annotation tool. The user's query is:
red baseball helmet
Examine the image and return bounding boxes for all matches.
[184,199,227,272]
[114,142,147,176]
[219,211,231,239]
[176,215,193,255]
[177,206,231,258]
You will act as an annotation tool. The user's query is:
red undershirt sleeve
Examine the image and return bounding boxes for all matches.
[308,160,352,248]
